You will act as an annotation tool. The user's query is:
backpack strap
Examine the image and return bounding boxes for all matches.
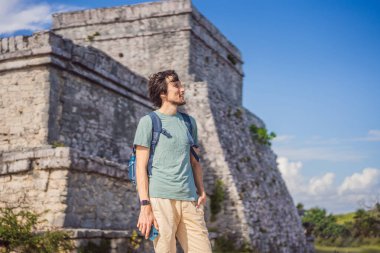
[147,112,161,177]
[147,111,172,177]
[179,112,200,162]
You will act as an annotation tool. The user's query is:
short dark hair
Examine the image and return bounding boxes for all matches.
[148,70,179,108]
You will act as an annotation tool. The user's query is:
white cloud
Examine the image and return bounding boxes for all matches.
[273,130,380,162]
[277,156,335,196]
[277,156,380,214]
[309,172,335,196]
[274,146,366,162]
[0,0,82,35]
[367,130,380,141]
[273,134,295,142]
[352,129,380,142]
[277,157,304,194]
[303,130,380,144]
[338,168,380,195]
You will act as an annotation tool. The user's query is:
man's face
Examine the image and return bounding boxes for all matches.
[162,76,186,106]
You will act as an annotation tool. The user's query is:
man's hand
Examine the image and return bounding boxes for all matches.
[137,205,159,239]
[196,191,207,208]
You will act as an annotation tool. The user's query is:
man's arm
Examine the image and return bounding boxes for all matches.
[135,145,159,239]
[189,116,206,200]
[135,145,150,201]
[190,146,206,196]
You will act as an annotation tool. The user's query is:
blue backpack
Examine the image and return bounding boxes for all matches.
[128,111,200,185]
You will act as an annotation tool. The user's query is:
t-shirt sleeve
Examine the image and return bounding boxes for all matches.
[190,116,198,146]
[133,115,152,148]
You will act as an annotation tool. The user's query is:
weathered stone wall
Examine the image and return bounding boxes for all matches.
[0,66,50,151]
[0,31,153,162]
[188,7,243,107]
[0,34,58,151]
[0,31,213,252]
[184,81,309,251]
[0,147,70,230]
[0,31,152,251]
[51,0,243,105]
[49,66,143,163]
[0,146,156,252]
[183,81,249,243]
[0,146,137,230]
[51,0,193,85]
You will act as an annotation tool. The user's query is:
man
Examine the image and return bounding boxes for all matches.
[133,70,212,253]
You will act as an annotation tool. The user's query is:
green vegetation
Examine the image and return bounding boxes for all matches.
[226,106,232,117]
[213,234,255,253]
[249,124,276,146]
[51,140,65,148]
[239,156,251,163]
[0,207,74,253]
[297,203,304,210]
[234,108,243,119]
[210,179,225,222]
[299,202,380,250]
[86,31,100,41]
[302,207,350,239]
[227,54,237,65]
[208,227,218,233]
[129,229,142,251]
[316,244,380,253]
[335,212,357,225]
[0,206,143,253]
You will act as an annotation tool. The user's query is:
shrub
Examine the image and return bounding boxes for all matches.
[0,207,74,253]
[51,141,65,148]
[210,179,225,222]
[249,124,276,146]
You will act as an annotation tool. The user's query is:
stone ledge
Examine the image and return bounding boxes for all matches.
[0,31,152,108]
[51,0,241,61]
[0,146,130,181]
[39,228,218,240]
[58,228,132,238]
[51,0,192,29]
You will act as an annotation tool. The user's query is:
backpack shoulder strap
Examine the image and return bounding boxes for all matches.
[180,113,193,138]
[179,112,200,162]
[147,111,162,176]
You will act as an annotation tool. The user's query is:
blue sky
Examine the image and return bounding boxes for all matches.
[1,0,379,214]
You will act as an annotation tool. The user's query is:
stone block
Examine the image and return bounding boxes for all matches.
[7,159,30,173]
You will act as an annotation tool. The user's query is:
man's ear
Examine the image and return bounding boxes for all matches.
[160,91,167,101]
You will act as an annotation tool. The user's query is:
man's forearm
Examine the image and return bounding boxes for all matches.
[192,163,205,194]
[136,165,149,200]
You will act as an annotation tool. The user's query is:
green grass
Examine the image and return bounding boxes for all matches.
[316,245,380,253]
[212,243,380,253]
[335,212,356,225]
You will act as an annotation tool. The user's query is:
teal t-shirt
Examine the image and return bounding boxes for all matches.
[133,109,199,201]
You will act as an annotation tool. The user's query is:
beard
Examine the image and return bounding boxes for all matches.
[170,96,186,106]
[174,100,186,106]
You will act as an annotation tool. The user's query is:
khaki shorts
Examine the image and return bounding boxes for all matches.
[150,197,212,253]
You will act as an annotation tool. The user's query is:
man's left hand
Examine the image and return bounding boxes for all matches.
[196,191,207,208]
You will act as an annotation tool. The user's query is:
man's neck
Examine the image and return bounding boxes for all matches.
[158,104,177,116]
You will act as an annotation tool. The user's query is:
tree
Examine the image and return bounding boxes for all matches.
[302,207,350,239]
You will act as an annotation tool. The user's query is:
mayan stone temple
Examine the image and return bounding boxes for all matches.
[0,0,314,252]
